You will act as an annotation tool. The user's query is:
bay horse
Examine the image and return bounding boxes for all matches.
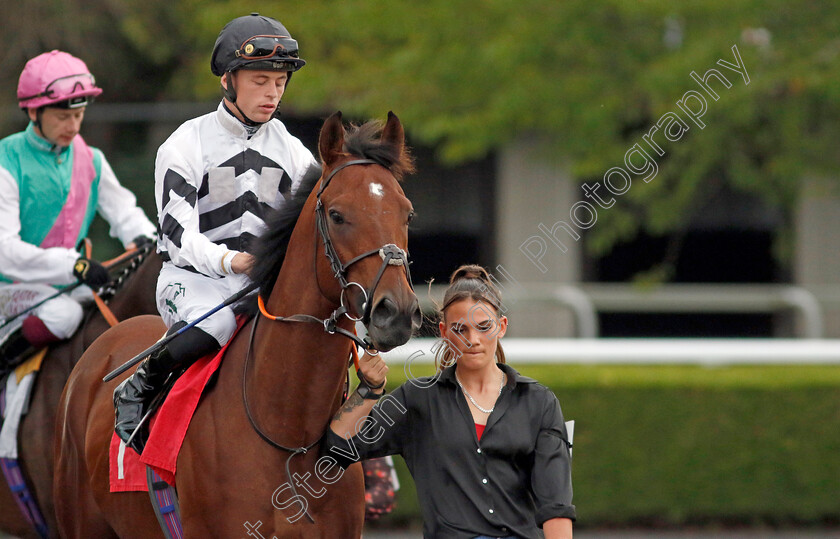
[0,248,161,539]
[54,111,420,538]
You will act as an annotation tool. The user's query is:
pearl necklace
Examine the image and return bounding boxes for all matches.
[456,370,505,414]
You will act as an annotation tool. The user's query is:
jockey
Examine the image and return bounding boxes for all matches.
[0,50,156,374]
[114,13,321,452]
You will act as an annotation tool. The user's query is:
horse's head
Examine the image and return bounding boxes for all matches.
[314,111,421,351]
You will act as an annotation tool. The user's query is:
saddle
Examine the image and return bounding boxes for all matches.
[0,295,103,381]
[0,323,54,452]
[0,349,48,452]
[111,316,250,490]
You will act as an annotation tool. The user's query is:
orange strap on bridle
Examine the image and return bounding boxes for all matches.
[258,295,363,371]
[83,239,120,328]
[93,292,119,327]
[350,344,361,371]
[103,247,140,267]
[257,294,277,321]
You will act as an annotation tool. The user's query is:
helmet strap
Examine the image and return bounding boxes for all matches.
[29,108,63,148]
[223,71,266,128]
[233,102,261,127]
[32,108,44,130]
[222,72,237,103]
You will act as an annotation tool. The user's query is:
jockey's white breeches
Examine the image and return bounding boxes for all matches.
[156,263,252,346]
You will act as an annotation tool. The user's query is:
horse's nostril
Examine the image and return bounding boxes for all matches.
[371,297,397,328]
[411,302,422,329]
[368,296,420,349]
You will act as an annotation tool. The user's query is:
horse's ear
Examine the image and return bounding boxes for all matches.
[381,111,404,151]
[319,111,345,167]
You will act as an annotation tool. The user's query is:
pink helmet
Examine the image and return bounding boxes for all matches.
[17,50,102,110]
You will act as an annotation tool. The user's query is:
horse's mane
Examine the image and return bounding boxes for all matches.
[250,163,321,299]
[251,120,415,298]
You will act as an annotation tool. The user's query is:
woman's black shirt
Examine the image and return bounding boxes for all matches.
[323,363,575,539]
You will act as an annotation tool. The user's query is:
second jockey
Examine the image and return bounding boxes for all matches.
[0,50,156,374]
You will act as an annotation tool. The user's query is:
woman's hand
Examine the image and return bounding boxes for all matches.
[359,349,388,390]
[330,350,389,438]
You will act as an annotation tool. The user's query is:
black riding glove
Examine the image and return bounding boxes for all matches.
[73,258,110,288]
[131,235,155,250]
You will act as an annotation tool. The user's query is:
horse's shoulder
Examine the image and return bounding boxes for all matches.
[92,315,165,354]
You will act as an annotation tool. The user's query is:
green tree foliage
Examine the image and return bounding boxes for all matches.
[4,1,839,265]
[0,0,193,120]
[181,1,840,264]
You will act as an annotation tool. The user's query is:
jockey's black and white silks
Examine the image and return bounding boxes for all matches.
[155,101,318,278]
[154,101,318,344]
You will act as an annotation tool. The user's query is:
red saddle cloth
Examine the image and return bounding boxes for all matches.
[109,319,246,492]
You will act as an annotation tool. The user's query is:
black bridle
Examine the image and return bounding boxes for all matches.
[244,158,415,523]
[256,158,414,349]
[314,159,414,328]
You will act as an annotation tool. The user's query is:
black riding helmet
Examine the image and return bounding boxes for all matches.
[211,13,306,124]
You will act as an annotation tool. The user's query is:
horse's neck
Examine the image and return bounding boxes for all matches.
[249,264,352,445]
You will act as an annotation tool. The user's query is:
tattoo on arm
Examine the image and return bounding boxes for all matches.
[333,391,365,422]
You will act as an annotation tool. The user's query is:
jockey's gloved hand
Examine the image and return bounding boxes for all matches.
[131,235,155,250]
[73,257,110,288]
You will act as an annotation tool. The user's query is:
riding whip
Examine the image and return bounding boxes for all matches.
[0,247,149,332]
[102,281,259,382]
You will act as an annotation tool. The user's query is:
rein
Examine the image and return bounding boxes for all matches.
[241,317,318,523]
[0,242,152,331]
[87,241,154,327]
[98,244,154,300]
[243,158,413,523]
[84,239,119,327]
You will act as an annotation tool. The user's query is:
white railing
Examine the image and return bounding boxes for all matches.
[581,283,824,339]
[382,338,840,365]
[421,283,828,339]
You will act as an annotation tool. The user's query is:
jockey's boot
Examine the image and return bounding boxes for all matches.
[0,328,34,379]
[113,322,220,453]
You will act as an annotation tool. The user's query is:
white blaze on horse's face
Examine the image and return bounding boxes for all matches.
[369,182,385,199]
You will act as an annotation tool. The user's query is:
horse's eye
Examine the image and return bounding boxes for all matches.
[407,211,415,225]
[329,210,345,225]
